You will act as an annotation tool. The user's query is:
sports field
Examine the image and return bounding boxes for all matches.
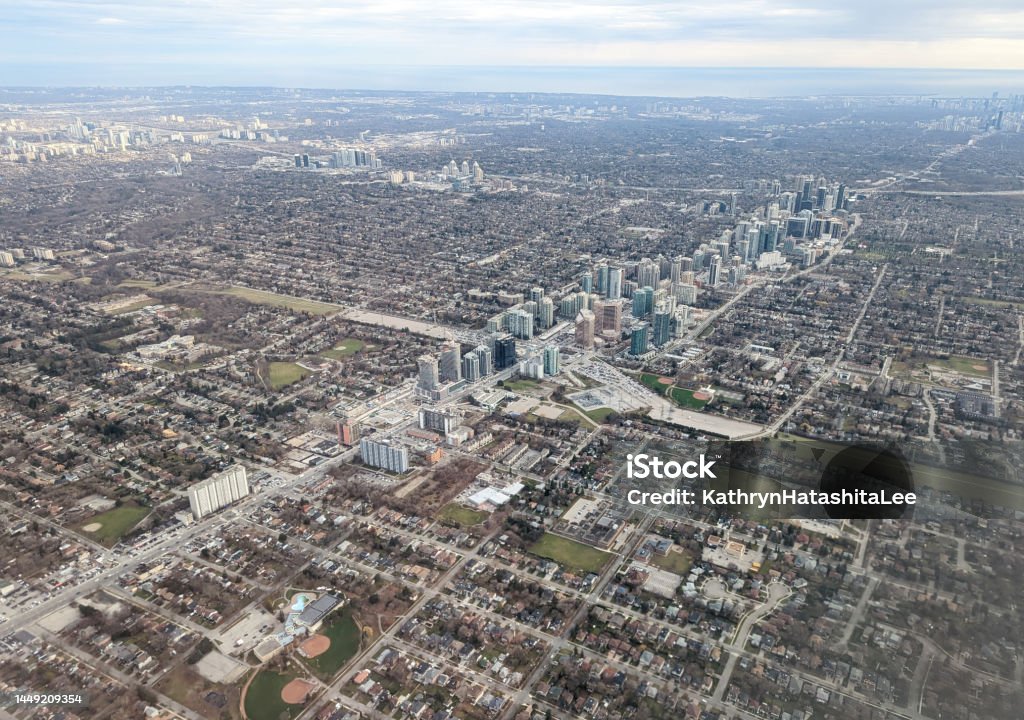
[320,338,366,359]
[76,503,150,546]
[306,609,361,678]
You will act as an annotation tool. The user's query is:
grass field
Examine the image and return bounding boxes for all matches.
[76,503,150,546]
[581,406,615,423]
[961,295,1024,310]
[504,378,542,392]
[107,297,157,315]
[215,286,341,315]
[651,548,693,575]
[243,670,301,720]
[268,362,312,390]
[439,503,488,527]
[528,533,612,575]
[320,338,367,359]
[638,373,708,409]
[306,609,361,678]
[2,268,75,282]
[929,355,992,378]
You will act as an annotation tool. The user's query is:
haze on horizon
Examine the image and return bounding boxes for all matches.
[4,1,1024,95]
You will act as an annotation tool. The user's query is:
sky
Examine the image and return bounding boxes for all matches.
[4,1,1024,92]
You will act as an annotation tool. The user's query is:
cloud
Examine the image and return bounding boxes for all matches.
[2,0,1023,80]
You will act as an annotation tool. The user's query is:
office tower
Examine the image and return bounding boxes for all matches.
[539,297,555,330]
[417,355,440,391]
[575,309,596,349]
[637,258,659,289]
[595,299,623,337]
[543,345,560,376]
[653,306,672,346]
[294,154,302,168]
[188,465,250,520]
[623,280,638,299]
[475,344,494,376]
[632,286,654,319]
[631,325,649,356]
[439,341,462,383]
[595,263,609,295]
[580,272,593,294]
[728,265,747,285]
[708,256,722,287]
[508,309,534,339]
[734,221,750,245]
[359,437,409,473]
[494,336,517,370]
[692,249,705,270]
[462,351,481,382]
[607,267,623,299]
[737,240,749,264]
[302,154,310,167]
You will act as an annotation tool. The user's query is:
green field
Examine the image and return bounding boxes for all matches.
[580,406,614,423]
[107,297,158,315]
[504,378,542,392]
[243,670,302,720]
[528,532,612,575]
[651,549,694,575]
[307,609,361,678]
[216,286,341,315]
[76,503,151,546]
[961,295,1024,310]
[929,355,992,378]
[638,373,708,409]
[439,503,488,527]
[320,338,367,359]
[268,362,312,390]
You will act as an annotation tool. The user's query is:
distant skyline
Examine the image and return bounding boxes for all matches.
[4,1,1024,93]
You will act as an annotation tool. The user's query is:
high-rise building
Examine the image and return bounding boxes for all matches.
[595,300,623,337]
[539,297,555,330]
[595,263,609,295]
[417,355,440,391]
[575,310,595,349]
[359,437,409,473]
[708,256,722,287]
[419,408,461,434]
[630,325,649,356]
[653,307,672,346]
[607,267,623,299]
[188,465,250,520]
[676,283,697,305]
[530,287,545,306]
[462,351,481,382]
[580,272,593,294]
[543,345,560,376]
[632,286,655,319]
[494,336,517,370]
[637,258,659,289]
[439,342,462,383]
[508,309,534,339]
[475,345,494,376]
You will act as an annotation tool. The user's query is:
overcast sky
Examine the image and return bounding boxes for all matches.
[4,1,1024,88]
